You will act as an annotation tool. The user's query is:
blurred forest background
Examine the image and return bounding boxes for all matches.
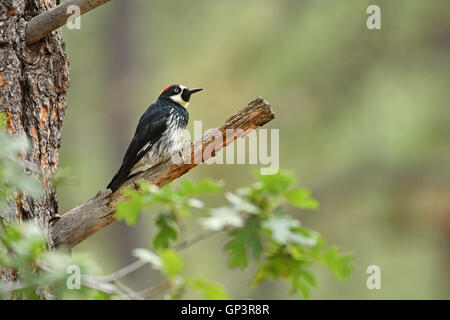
[58,0,449,299]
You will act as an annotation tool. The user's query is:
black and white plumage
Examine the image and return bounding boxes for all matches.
[107,84,203,192]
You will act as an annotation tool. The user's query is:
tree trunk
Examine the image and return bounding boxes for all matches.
[0,0,69,230]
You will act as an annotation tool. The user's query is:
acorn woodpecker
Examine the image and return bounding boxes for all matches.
[107,84,203,192]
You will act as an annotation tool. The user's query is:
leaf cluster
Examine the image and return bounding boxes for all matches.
[118,170,353,299]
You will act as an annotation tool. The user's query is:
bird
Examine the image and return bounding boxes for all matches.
[107,84,203,192]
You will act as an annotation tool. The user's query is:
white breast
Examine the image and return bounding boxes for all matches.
[130,111,185,175]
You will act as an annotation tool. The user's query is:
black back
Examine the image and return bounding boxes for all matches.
[107,98,188,191]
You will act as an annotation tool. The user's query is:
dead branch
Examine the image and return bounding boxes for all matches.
[25,0,111,45]
[49,97,274,249]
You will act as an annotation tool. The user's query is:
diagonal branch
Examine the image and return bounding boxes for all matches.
[49,97,275,249]
[25,0,112,45]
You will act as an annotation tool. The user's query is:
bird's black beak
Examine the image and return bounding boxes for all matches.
[182,88,203,101]
[188,88,203,95]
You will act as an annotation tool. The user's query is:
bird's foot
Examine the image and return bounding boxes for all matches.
[178,139,192,163]
[178,149,186,163]
[170,148,185,164]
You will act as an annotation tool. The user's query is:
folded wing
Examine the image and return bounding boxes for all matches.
[107,106,170,192]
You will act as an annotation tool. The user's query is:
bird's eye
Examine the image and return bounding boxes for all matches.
[174,88,180,94]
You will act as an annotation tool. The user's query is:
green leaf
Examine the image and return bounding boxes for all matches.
[0,133,42,201]
[1,224,22,247]
[225,216,262,269]
[255,170,295,195]
[186,277,232,300]
[187,198,204,209]
[284,188,319,210]
[225,192,259,214]
[201,206,243,231]
[0,133,29,155]
[93,291,108,300]
[115,189,144,226]
[160,249,184,277]
[153,213,178,249]
[177,178,223,197]
[251,246,316,299]
[10,223,46,260]
[322,246,353,280]
[263,215,316,246]
[132,248,162,268]
[298,270,317,287]
[290,274,310,299]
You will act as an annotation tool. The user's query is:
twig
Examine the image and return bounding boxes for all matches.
[91,259,148,283]
[112,280,144,300]
[25,0,112,44]
[81,275,143,300]
[173,227,231,251]
[139,280,170,299]
[81,276,116,294]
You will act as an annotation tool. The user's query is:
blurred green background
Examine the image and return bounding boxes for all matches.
[58,0,449,299]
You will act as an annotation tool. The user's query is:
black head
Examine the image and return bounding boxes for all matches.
[158,84,203,108]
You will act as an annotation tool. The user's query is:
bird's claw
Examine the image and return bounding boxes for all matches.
[178,149,186,163]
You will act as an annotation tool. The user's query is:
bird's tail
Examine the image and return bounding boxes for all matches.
[107,165,130,192]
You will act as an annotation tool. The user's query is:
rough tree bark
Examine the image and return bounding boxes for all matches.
[0,0,69,229]
[0,0,70,289]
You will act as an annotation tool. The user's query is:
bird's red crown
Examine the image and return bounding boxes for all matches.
[160,84,174,94]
